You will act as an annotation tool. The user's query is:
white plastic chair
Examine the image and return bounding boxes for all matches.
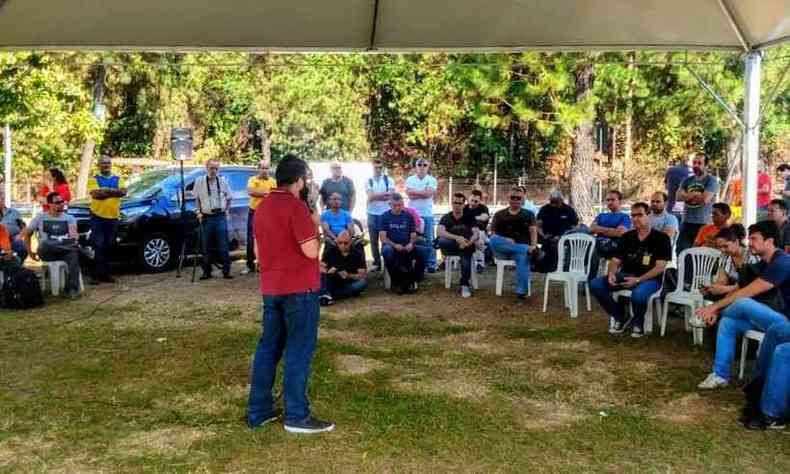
[42,260,84,296]
[612,267,670,335]
[494,259,532,297]
[444,255,479,290]
[659,247,722,344]
[739,330,765,380]
[542,234,595,318]
[383,265,391,290]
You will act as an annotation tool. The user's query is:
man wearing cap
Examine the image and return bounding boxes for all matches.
[536,190,579,273]
[406,158,439,272]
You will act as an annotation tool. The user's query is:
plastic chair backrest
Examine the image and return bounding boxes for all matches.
[676,247,722,293]
[557,233,596,274]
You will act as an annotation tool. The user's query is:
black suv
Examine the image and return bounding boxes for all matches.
[67,165,257,272]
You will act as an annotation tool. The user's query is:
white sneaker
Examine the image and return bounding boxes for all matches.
[698,372,728,390]
[240,268,251,275]
[608,317,624,334]
[460,285,472,298]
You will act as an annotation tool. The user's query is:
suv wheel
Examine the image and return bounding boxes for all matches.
[138,234,174,272]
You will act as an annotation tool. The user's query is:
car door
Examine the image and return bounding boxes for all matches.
[224,170,255,250]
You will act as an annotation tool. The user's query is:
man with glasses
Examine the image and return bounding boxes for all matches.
[319,230,367,306]
[193,159,232,280]
[87,155,126,285]
[406,158,439,272]
[590,202,672,338]
[243,160,276,275]
[380,193,425,295]
[676,153,720,253]
[319,162,355,212]
[366,160,394,272]
[489,186,538,300]
[648,191,678,245]
[437,193,480,298]
[20,192,90,299]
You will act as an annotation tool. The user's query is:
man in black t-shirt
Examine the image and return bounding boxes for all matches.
[489,186,538,299]
[589,202,671,338]
[319,231,367,305]
[438,193,480,297]
[465,189,492,266]
[536,190,579,272]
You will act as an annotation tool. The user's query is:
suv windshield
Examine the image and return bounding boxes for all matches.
[125,169,181,199]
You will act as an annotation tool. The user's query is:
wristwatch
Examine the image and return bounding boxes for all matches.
[635,277,641,284]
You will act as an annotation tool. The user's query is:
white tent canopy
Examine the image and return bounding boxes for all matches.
[0,0,787,52]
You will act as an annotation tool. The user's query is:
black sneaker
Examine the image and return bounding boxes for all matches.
[745,414,786,431]
[99,275,116,283]
[223,273,234,280]
[199,273,212,281]
[427,266,437,274]
[319,295,334,306]
[246,410,281,429]
[283,417,335,434]
[609,317,624,334]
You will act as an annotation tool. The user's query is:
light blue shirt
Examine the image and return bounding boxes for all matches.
[320,209,353,236]
[405,174,438,218]
[650,211,679,244]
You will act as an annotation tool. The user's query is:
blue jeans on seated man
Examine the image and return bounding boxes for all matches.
[11,238,28,263]
[712,298,788,381]
[488,235,531,295]
[200,214,231,276]
[382,244,425,289]
[422,215,437,269]
[248,291,319,427]
[589,272,660,330]
[367,213,383,268]
[437,237,474,287]
[320,274,367,300]
[753,321,790,419]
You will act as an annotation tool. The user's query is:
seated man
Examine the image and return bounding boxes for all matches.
[590,202,671,338]
[693,202,730,248]
[0,190,28,262]
[536,190,579,272]
[380,193,425,295]
[648,191,679,246]
[19,192,90,299]
[489,186,538,300]
[320,192,354,245]
[589,189,632,279]
[319,231,367,306]
[696,220,790,389]
[766,199,790,253]
[0,223,20,271]
[437,193,479,298]
[740,320,790,430]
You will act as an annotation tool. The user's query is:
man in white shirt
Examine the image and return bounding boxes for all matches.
[405,157,438,272]
[365,160,394,272]
[193,159,233,280]
[649,191,679,247]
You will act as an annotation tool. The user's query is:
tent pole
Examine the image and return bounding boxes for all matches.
[742,51,762,228]
[4,124,11,207]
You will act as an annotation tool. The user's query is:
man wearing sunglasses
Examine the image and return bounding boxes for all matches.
[406,158,438,272]
[318,230,367,306]
[20,192,88,299]
[437,193,479,298]
[489,186,538,299]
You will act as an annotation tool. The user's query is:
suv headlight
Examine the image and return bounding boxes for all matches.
[120,206,149,220]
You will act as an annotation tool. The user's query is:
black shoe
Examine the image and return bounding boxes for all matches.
[246,408,282,429]
[199,273,212,281]
[437,261,446,271]
[223,273,234,280]
[745,414,786,431]
[283,417,335,434]
[88,277,101,286]
[99,275,116,283]
[426,266,437,274]
[476,264,485,274]
[319,295,334,306]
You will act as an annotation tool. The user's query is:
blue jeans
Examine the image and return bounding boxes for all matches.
[200,214,230,276]
[489,235,531,295]
[367,213,384,268]
[713,298,788,381]
[90,215,118,277]
[246,209,256,271]
[320,274,367,299]
[754,322,790,418]
[248,291,320,426]
[590,273,660,329]
[437,237,474,286]
[422,215,436,268]
[382,244,425,289]
[11,238,27,263]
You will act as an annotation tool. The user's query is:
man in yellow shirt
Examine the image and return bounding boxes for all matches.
[243,160,277,274]
[87,155,127,284]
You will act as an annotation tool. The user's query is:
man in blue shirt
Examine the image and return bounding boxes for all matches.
[379,193,425,294]
[589,190,632,279]
[320,192,354,244]
[696,220,790,390]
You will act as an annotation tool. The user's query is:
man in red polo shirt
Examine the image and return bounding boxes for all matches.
[246,155,334,434]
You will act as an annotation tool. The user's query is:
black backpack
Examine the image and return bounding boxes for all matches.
[1,266,44,309]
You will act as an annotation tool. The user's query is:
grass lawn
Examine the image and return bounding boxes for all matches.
[2,264,790,473]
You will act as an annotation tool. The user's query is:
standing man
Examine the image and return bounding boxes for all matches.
[489,186,538,300]
[243,160,276,275]
[437,193,480,298]
[777,164,790,210]
[365,160,394,272]
[590,202,672,338]
[247,154,334,434]
[319,162,355,212]
[648,191,679,245]
[0,189,28,262]
[193,159,232,280]
[405,157,438,272]
[676,153,720,253]
[87,155,126,284]
[766,199,790,253]
[757,162,773,220]
[665,155,693,222]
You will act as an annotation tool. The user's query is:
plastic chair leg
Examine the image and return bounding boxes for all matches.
[495,263,504,296]
[542,277,550,312]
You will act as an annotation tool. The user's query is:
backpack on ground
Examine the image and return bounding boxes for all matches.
[1,266,44,309]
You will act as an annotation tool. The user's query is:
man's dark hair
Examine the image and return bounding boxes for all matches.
[631,202,649,214]
[694,153,709,165]
[471,189,483,198]
[716,224,746,243]
[275,154,308,186]
[654,191,668,202]
[372,159,383,166]
[770,199,788,214]
[607,189,622,200]
[712,202,731,216]
[778,164,790,172]
[46,192,61,203]
[453,193,466,202]
[748,220,780,245]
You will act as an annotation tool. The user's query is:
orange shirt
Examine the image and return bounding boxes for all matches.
[0,224,11,253]
[730,179,742,206]
[694,224,725,248]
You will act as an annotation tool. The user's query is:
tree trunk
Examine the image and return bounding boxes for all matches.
[259,122,272,163]
[570,62,596,224]
[623,52,635,193]
[77,64,107,198]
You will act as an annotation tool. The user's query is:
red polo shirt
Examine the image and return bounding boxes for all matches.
[255,188,320,295]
